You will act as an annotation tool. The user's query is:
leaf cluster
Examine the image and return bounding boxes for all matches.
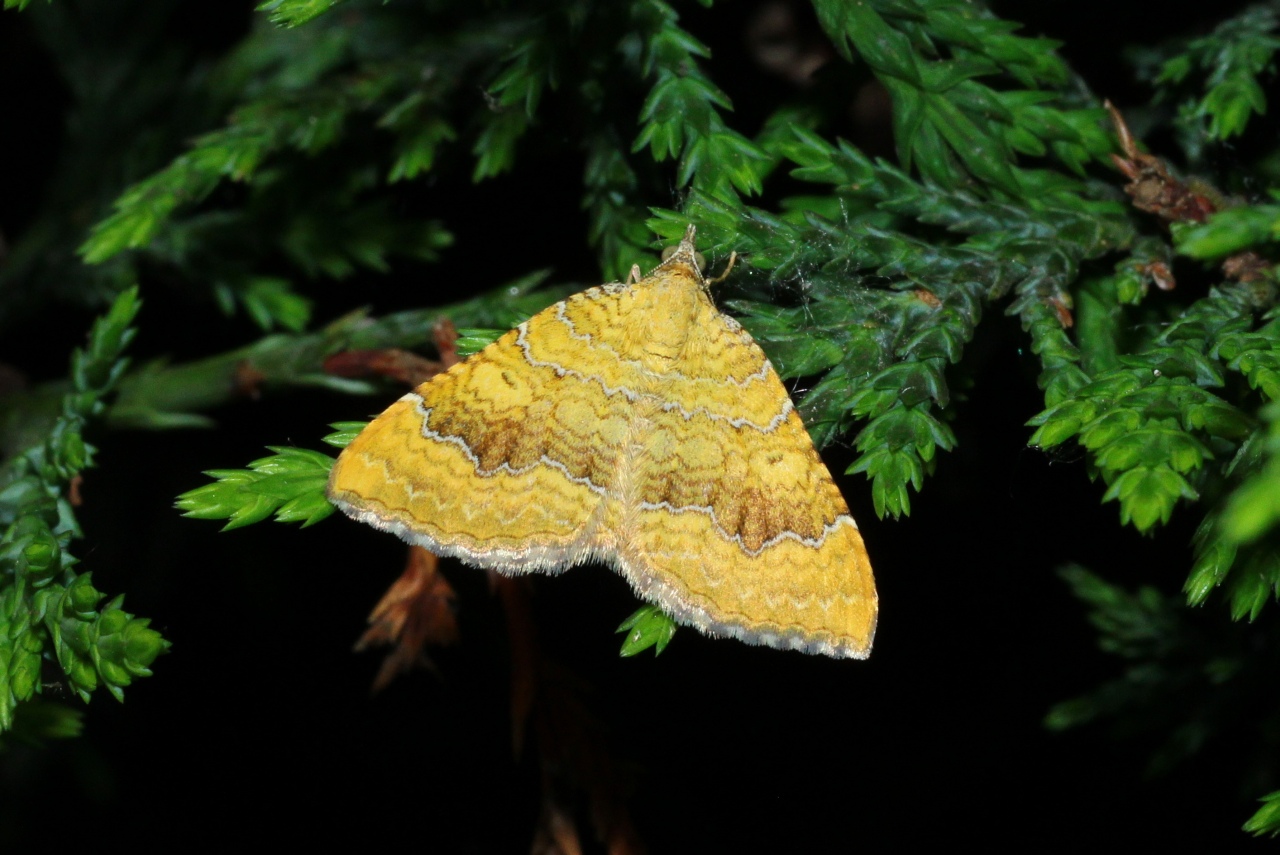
[72,5,463,331]
[175,425,355,530]
[0,289,168,735]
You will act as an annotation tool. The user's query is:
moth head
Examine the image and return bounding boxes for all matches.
[657,224,735,287]
[661,243,707,273]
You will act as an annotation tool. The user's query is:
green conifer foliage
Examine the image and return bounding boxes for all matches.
[4,0,1280,838]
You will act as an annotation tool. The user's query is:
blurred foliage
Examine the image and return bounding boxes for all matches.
[1144,4,1280,162]
[1046,566,1272,775]
[4,0,1280,838]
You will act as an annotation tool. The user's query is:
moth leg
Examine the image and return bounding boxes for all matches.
[707,251,737,286]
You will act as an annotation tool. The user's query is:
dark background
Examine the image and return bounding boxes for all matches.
[0,0,1272,849]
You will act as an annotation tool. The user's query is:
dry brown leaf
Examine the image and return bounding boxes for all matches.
[1107,101,1272,289]
[356,546,458,692]
[1108,101,1217,226]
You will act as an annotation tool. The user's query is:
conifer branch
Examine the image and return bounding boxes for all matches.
[0,289,167,735]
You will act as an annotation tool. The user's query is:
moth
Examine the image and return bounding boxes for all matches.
[328,226,876,657]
